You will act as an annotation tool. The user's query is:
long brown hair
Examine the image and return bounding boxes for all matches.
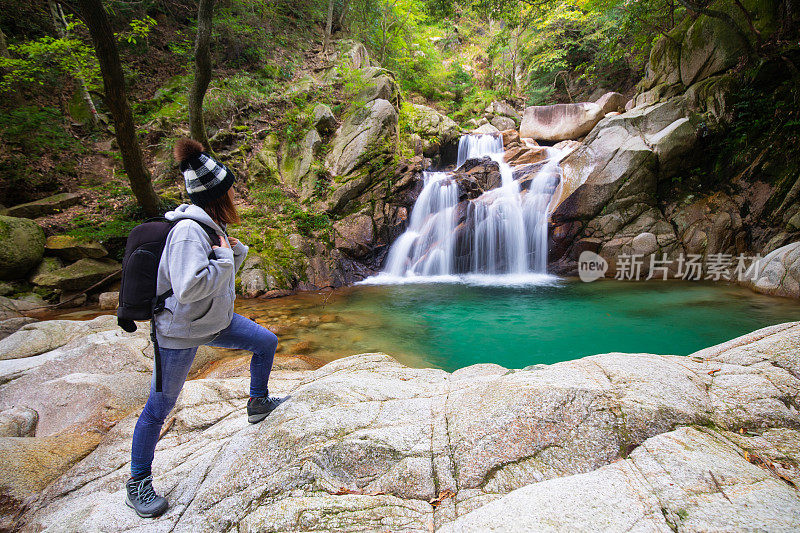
[203,187,241,226]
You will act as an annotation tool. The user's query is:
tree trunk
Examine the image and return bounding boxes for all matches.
[50,1,100,127]
[323,0,334,52]
[337,0,350,31]
[77,0,160,217]
[189,0,214,151]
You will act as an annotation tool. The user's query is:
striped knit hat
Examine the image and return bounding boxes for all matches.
[174,138,235,206]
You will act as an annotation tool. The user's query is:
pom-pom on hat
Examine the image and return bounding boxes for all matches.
[173,138,235,207]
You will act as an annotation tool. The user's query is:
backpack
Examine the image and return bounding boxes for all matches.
[116,216,218,391]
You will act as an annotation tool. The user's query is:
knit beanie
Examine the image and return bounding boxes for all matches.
[174,138,235,207]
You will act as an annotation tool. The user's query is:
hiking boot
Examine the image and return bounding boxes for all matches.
[125,475,168,518]
[247,395,283,423]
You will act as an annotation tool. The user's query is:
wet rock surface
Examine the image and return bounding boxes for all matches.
[4,318,799,531]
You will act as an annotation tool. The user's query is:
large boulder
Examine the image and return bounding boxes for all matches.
[490,116,516,132]
[239,255,276,298]
[26,257,63,283]
[334,213,375,258]
[312,103,337,135]
[342,40,370,69]
[281,129,322,199]
[30,258,121,291]
[645,116,698,177]
[520,102,605,141]
[680,16,748,86]
[0,317,37,341]
[745,241,800,298]
[44,235,108,261]
[440,426,800,533]
[486,100,521,121]
[0,315,120,361]
[594,92,626,114]
[0,216,46,280]
[0,294,47,320]
[472,123,500,135]
[357,67,400,104]
[406,104,460,147]
[0,317,153,527]
[248,133,280,184]
[326,99,398,178]
[665,192,743,258]
[4,193,81,219]
[550,97,695,273]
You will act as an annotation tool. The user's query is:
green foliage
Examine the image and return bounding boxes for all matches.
[0,25,99,94]
[284,203,332,237]
[115,15,157,50]
[203,73,276,125]
[0,106,82,204]
[233,207,309,287]
[66,213,139,245]
[675,71,800,200]
[214,0,322,67]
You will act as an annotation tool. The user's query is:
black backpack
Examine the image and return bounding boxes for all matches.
[116,216,218,391]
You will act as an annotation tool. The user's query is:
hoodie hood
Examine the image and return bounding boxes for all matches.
[164,204,224,235]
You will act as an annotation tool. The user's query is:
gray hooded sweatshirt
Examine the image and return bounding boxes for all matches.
[154,204,248,349]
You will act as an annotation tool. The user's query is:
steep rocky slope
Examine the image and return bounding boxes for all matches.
[548,3,800,285]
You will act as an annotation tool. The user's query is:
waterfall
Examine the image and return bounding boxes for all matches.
[383,172,458,276]
[367,133,563,284]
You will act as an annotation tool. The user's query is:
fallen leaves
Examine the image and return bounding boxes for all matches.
[429,489,455,507]
[333,487,387,496]
[743,451,797,488]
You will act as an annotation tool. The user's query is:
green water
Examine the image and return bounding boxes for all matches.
[257,279,799,372]
[64,279,799,372]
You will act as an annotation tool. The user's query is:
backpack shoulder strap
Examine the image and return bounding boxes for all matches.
[168,218,220,245]
[194,221,221,243]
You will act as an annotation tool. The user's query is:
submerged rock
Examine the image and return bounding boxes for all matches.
[6,319,800,531]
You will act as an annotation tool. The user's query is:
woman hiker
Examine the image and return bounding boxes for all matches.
[125,138,282,518]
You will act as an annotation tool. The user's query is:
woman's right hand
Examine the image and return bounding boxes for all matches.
[212,236,231,250]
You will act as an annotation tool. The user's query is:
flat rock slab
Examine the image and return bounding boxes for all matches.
[4,193,82,219]
[30,258,121,291]
[45,235,108,261]
[8,321,800,532]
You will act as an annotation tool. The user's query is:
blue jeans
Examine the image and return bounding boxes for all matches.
[130,312,277,479]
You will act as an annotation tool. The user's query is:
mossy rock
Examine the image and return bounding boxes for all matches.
[249,134,281,185]
[45,235,108,261]
[26,257,64,283]
[0,216,46,281]
[680,15,748,86]
[642,35,682,91]
[31,258,121,291]
[5,193,81,219]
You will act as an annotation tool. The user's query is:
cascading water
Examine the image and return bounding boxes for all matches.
[366,133,563,284]
[383,172,458,276]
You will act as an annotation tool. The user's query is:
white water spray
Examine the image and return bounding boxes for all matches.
[366,134,563,284]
